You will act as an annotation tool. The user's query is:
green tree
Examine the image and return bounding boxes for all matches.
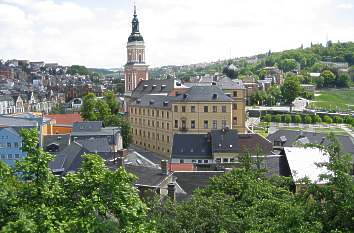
[304,115,312,124]
[80,93,98,121]
[104,91,120,114]
[281,76,302,104]
[336,74,350,88]
[333,116,343,124]
[273,114,282,123]
[278,58,298,72]
[312,115,322,124]
[321,70,336,88]
[294,114,302,124]
[323,115,333,124]
[96,99,111,121]
[263,114,272,123]
[284,114,292,124]
[0,129,151,232]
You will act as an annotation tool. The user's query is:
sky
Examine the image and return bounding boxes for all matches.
[0,0,353,68]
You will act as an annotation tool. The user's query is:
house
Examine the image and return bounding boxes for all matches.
[171,128,273,169]
[0,127,27,166]
[45,113,83,134]
[71,121,122,152]
[292,97,310,111]
[0,95,15,114]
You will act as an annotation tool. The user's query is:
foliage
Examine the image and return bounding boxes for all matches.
[0,129,151,232]
[263,114,272,123]
[81,93,132,148]
[67,65,91,76]
[323,115,333,124]
[333,116,343,124]
[321,70,336,88]
[294,115,302,124]
[278,58,298,72]
[312,115,322,124]
[304,115,312,124]
[281,76,302,104]
[284,114,292,124]
[273,114,282,123]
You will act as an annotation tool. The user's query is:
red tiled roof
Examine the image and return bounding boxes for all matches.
[46,113,83,125]
[169,163,195,172]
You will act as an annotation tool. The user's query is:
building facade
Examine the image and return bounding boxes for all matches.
[0,127,27,166]
[124,6,148,93]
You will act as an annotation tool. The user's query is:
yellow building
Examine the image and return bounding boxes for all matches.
[128,85,246,157]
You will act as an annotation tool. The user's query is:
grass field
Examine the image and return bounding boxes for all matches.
[281,127,349,136]
[309,89,354,112]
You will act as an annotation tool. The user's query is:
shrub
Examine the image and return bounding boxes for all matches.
[312,115,322,124]
[284,114,292,124]
[294,115,302,124]
[273,115,282,123]
[263,114,272,123]
[334,116,343,124]
[344,116,354,125]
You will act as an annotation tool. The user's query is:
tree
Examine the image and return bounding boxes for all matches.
[336,74,350,88]
[80,93,98,121]
[281,76,302,104]
[323,115,333,124]
[312,115,322,124]
[273,114,282,123]
[278,59,298,72]
[0,129,151,232]
[66,65,91,75]
[284,114,292,124]
[294,115,302,124]
[334,116,343,124]
[104,91,120,114]
[263,114,272,123]
[321,70,336,88]
[304,115,312,124]
[344,116,353,125]
[96,99,111,121]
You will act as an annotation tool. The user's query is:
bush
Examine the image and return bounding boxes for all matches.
[304,115,312,124]
[294,115,302,124]
[344,116,354,125]
[323,115,333,124]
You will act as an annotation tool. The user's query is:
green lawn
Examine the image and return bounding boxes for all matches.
[309,89,354,112]
[281,126,349,136]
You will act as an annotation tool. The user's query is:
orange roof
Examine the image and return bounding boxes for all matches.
[46,113,83,125]
[169,163,195,172]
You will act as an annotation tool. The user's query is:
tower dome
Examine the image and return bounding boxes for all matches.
[128,5,144,43]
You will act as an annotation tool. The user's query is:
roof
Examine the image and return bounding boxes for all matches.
[131,79,174,98]
[211,129,240,153]
[43,134,71,152]
[267,129,354,162]
[76,138,111,154]
[0,115,39,128]
[0,127,20,137]
[238,134,273,154]
[174,86,233,102]
[174,171,225,201]
[130,95,175,109]
[72,121,102,132]
[284,147,330,184]
[46,113,83,125]
[171,134,212,160]
[169,163,195,171]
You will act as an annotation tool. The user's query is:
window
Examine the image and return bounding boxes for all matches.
[222,120,227,128]
[152,110,155,116]
[233,104,237,110]
[143,119,145,126]
[167,123,170,130]
[233,91,237,97]
[181,120,186,129]
[162,122,164,129]
[148,132,150,138]
[157,110,159,117]
[222,106,226,112]
[204,120,208,129]
[152,121,155,127]
[212,106,217,113]
[204,160,209,164]
[182,106,186,112]
[198,160,202,164]
[216,158,221,163]
[0,154,5,159]
[7,143,11,148]
[191,120,196,129]
[8,154,12,159]
[192,159,196,163]
[143,109,145,115]
[157,121,159,127]
[223,158,228,163]
[174,120,178,128]
[148,109,150,115]
[162,111,164,118]
[174,105,178,112]
[139,109,141,115]
[15,154,20,159]
[230,158,235,163]
[148,120,150,126]
[14,142,19,148]
[167,112,169,118]
[167,136,170,142]
[212,120,217,129]
[157,134,159,140]
[233,117,237,125]
[191,106,196,112]
[203,106,208,112]
[180,159,184,164]
[162,135,165,141]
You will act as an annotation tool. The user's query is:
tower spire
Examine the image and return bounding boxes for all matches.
[134,2,137,16]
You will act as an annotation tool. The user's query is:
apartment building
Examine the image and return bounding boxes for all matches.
[128,85,244,157]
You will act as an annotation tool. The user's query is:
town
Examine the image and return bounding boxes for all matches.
[0,1,353,233]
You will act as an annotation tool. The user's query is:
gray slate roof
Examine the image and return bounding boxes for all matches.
[72,121,102,132]
[211,129,240,153]
[174,86,233,102]
[267,129,354,162]
[171,134,212,160]
[131,78,174,99]
[130,95,175,109]
[43,134,71,153]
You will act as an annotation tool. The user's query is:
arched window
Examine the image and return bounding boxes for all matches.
[138,54,142,63]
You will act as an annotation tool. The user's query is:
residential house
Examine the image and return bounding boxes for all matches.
[0,127,27,166]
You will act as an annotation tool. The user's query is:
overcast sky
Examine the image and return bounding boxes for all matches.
[0,0,353,68]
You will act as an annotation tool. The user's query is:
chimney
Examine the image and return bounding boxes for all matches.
[116,156,125,168]
[161,160,169,175]
[167,183,176,201]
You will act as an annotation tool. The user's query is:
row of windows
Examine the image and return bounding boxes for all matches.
[131,118,171,130]
[133,128,171,142]
[215,158,236,163]
[174,105,230,113]
[130,107,170,118]
[0,154,21,159]
[0,142,20,148]
[175,119,236,129]
[135,140,170,154]
[180,159,209,164]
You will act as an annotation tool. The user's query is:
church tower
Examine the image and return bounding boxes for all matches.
[124,5,148,93]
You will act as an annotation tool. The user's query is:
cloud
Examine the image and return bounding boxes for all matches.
[0,0,353,68]
[336,3,353,10]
